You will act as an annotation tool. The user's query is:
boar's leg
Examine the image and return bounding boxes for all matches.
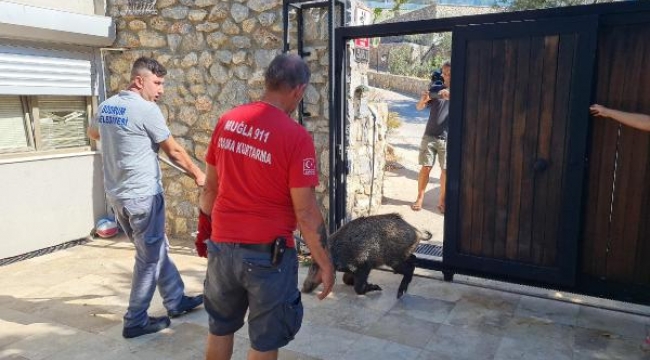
[352,266,382,295]
[392,254,416,299]
[342,272,355,286]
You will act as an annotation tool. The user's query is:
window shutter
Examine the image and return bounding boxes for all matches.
[0,45,94,96]
[38,96,89,150]
[0,95,30,153]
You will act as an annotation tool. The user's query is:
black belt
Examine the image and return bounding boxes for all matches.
[221,239,293,252]
[236,243,274,253]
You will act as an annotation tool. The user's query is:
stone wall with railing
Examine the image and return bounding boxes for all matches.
[368,70,429,99]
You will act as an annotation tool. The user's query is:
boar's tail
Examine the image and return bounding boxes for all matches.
[418,230,433,241]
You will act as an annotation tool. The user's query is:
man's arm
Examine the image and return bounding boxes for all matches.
[199,164,218,215]
[291,187,334,300]
[195,163,218,257]
[416,92,430,111]
[87,126,100,141]
[591,104,650,132]
[159,135,206,186]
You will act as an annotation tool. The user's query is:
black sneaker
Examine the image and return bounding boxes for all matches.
[167,294,204,318]
[122,316,171,339]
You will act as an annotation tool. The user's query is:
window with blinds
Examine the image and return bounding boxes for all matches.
[0,96,31,153]
[0,95,92,156]
[38,97,89,150]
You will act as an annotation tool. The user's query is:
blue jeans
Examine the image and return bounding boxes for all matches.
[109,193,185,328]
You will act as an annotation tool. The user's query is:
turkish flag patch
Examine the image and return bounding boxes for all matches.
[303,158,316,176]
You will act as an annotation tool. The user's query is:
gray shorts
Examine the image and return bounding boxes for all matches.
[418,135,447,169]
[204,241,303,352]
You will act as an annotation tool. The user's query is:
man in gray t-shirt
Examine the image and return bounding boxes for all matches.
[96,90,170,199]
[88,57,205,339]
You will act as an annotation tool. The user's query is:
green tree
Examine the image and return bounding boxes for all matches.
[372,0,411,23]
[387,45,436,79]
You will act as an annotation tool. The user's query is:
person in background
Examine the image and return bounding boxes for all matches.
[197,53,335,360]
[88,56,205,339]
[412,60,451,214]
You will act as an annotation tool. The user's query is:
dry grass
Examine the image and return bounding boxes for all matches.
[387,111,402,130]
[384,144,403,171]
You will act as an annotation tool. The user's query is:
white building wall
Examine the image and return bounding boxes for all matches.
[0,154,106,258]
[2,0,98,15]
[0,0,113,259]
[0,2,114,46]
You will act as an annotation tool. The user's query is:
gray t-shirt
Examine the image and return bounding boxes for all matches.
[424,98,450,139]
[93,90,170,199]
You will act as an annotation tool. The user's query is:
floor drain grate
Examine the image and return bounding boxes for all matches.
[0,238,90,267]
[415,243,443,258]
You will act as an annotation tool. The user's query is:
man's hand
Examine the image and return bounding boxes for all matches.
[416,91,430,111]
[316,263,335,300]
[195,172,206,187]
[590,104,610,118]
[87,126,100,141]
[438,88,450,100]
[195,210,211,258]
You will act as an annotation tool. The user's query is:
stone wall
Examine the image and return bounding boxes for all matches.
[105,0,320,244]
[436,4,501,18]
[347,96,388,219]
[368,70,429,99]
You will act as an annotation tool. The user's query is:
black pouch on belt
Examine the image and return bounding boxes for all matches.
[271,237,287,266]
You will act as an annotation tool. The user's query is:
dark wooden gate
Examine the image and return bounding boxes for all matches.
[445,16,598,286]
[581,17,650,299]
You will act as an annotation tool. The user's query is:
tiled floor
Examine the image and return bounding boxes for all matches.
[0,236,648,360]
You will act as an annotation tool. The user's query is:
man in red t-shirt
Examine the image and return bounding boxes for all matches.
[197,54,334,360]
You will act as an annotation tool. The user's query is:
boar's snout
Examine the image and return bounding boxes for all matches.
[301,263,321,293]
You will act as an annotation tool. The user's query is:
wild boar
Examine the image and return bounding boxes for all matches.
[302,213,431,298]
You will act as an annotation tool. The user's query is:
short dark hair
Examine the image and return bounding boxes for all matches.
[131,57,167,78]
[264,54,310,91]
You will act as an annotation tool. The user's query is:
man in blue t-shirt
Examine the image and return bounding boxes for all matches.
[88,57,205,338]
[412,61,451,214]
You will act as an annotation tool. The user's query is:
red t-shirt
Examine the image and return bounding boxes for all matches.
[205,101,319,247]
